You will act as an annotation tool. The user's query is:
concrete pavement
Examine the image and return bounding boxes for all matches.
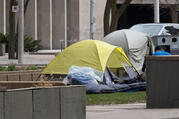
[86,103,179,119]
[0,53,55,65]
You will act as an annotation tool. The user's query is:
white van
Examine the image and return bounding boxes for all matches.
[130,23,179,36]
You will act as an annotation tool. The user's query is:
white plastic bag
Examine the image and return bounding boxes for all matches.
[64,65,103,85]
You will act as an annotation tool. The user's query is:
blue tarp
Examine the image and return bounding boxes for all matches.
[152,51,171,56]
[66,66,146,93]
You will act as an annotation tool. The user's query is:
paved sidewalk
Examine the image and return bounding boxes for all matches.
[86,103,179,119]
[0,53,55,65]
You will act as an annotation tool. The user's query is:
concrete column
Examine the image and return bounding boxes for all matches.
[35,0,37,40]
[64,0,67,48]
[154,0,160,23]
[67,0,79,45]
[24,0,36,41]
[4,0,6,34]
[79,0,90,40]
[37,0,51,49]
[52,0,66,49]
[6,0,10,34]
[0,0,5,33]
[18,0,24,64]
[49,0,52,50]
[93,0,107,40]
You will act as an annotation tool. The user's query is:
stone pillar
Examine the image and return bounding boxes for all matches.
[93,0,107,40]
[6,0,10,34]
[3,0,6,34]
[0,0,5,33]
[79,0,90,40]
[37,0,51,49]
[49,0,53,49]
[34,0,37,40]
[52,0,66,49]
[24,0,36,40]
[67,0,79,45]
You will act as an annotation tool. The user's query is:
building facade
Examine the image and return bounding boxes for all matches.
[0,0,107,50]
[117,0,179,29]
[0,0,179,50]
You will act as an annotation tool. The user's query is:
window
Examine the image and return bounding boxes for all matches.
[130,25,163,36]
[161,25,179,35]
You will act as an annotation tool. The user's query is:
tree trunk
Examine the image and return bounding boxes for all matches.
[170,5,179,23]
[109,0,132,33]
[9,0,17,59]
[24,0,30,15]
[104,0,112,36]
[110,0,118,33]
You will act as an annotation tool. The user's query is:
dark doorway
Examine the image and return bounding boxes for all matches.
[117,4,172,30]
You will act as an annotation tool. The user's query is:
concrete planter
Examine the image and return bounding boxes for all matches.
[0,82,86,119]
[0,70,42,81]
[146,56,179,108]
[0,44,5,56]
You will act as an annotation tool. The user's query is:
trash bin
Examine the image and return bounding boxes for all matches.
[0,44,5,56]
[146,56,179,108]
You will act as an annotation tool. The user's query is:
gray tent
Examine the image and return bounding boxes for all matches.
[104,29,154,74]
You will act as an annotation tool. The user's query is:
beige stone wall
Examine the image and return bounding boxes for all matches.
[79,0,90,41]
[93,0,107,40]
[0,0,107,49]
[79,0,107,41]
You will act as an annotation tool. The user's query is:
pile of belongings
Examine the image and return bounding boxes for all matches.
[64,65,146,93]
[42,40,146,93]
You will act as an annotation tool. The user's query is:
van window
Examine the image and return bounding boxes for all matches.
[130,25,163,36]
[162,25,179,35]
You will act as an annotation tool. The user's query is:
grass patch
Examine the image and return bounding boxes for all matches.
[7,64,16,71]
[0,65,4,71]
[26,66,38,70]
[86,91,146,105]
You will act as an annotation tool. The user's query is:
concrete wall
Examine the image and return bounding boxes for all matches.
[0,86,86,119]
[0,70,41,81]
[79,0,107,41]
[146,56,179,108]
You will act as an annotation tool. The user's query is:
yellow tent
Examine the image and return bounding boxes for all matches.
[42,40,133,75]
